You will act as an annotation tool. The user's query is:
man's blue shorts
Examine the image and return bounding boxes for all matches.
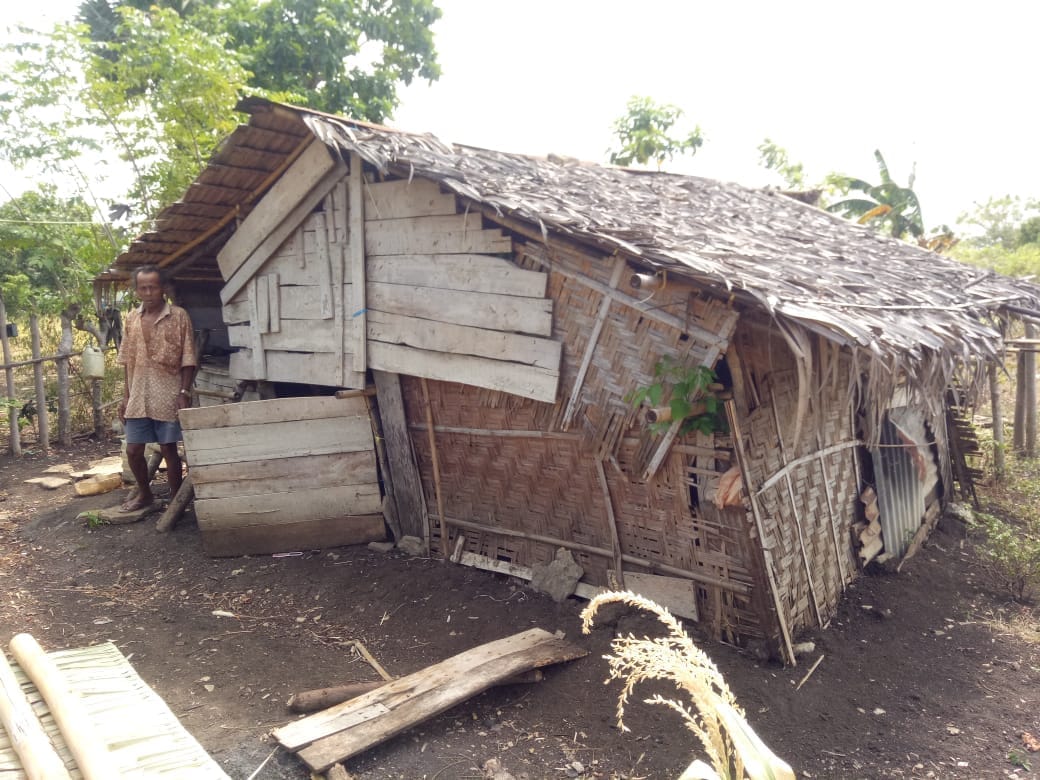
[124,417,182,445]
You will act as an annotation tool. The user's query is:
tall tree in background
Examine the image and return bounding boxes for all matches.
[826,149,924,240]
[757,139,805,189]
[608,96,703,169]
[77,0,442,121]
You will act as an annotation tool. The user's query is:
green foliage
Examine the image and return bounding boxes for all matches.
[951,242,1040,280]
[969,510,1040,601]
[826,150,924,240]
[1008,750,1031,771]
[757,139,805,189]
[608,96,703,169]
[0,187,113,316]
[956,195,1040,250]
[82,510,109,529]
[79,0,442,121]
[625,357,725,436]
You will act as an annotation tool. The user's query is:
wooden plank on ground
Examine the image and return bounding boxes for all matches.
[217,139,337,279]
[192,451,378,500]
[195,484,382,527]
[200,514,386,557]
[181,395,366,430]
[366,310,561,370]
[372,371,427,540]
[368,342,559,404]
[363,178,456,220]
[364,214,511,256]
[183,417,371,466]
[367,282,552,336]
[366,255,547,298]
[275,628,588,771]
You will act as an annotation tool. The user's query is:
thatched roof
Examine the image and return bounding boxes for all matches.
[109,98,1040,379]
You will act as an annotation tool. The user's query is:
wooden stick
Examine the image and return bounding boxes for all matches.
[988,363,1005,481]
[30,315,50,453]
[8,634,120,780]
[364,394,401,541]
[351,641,392,682]
[419,378,445,557]
[724,399,797,666]
[155,475,194,533]
[795,654,825,690]
[594,460,625,588]
[0,648,73,780]
[0,294,20,457]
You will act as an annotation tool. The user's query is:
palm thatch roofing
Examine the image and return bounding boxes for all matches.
[108,97,1040,387]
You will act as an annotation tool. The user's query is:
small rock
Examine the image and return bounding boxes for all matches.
[368,541,395,553]
[530,548,583,603]
[24,476,71,490]
[396,536,427,556]
[482,758,516,780]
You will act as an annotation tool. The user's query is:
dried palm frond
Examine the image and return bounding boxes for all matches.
[581,591,794,780]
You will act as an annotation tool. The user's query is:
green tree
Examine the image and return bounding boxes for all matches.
[955,195,1040,249]
[826,150,924,240]
[757,138,805,189]
[78,0,442,121]
[608,96,703,169]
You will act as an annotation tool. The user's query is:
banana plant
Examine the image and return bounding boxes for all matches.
[826,149,924,240]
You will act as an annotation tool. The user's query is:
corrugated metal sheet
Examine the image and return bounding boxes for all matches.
[871,407,939,558]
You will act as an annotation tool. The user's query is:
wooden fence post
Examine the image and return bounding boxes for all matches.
[30,315,50,453]
[1025,322,1037,458]
[0,295,20,456]
[57,310,73,447]
[989,363,1005,481]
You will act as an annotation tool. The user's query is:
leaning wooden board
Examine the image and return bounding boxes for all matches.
[180,395,385,557]
[273,628,587,772]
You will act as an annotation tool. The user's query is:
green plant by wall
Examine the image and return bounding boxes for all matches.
[968,510,1040,602]
[625,356,726,436]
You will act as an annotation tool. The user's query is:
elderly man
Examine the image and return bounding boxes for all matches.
[117,265,197,512]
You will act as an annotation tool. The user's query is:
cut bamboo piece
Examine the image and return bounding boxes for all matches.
[0,649,72,780]
[8,634,120,780]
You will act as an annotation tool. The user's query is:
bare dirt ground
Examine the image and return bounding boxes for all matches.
[1,435,1039,780]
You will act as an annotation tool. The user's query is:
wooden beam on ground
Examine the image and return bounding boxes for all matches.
[155,475,194,533]
[273,629,587,772]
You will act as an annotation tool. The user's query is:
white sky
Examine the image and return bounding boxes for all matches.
[6,0,1039,231]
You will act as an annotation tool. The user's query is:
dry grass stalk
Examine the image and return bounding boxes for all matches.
[581,590,794,780]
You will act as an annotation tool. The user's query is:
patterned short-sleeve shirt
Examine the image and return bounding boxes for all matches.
[118,302,196,422]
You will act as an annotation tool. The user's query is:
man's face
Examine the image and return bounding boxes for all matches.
[134,271,163,306]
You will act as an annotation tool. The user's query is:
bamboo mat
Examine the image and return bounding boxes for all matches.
[0,641,229,779]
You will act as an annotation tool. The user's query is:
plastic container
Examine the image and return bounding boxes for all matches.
[82,346,105,378]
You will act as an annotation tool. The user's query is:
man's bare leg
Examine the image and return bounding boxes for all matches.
[161,442,183,497]
[123,442,155,511]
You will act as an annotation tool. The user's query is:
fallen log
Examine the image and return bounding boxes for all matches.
[287,669,545,714]
[155,475,194,533]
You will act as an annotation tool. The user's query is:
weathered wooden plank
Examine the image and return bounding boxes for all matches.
[279,284,354,321]
[192,451,378,500]
[195,484,383,528]
[200,514,386,558]
[373,371,427,541]
[217,139,337,279]
[229,319,340,353]
[184,418,371,466]
[316,212,335,320]
[248,278,267,379]
[366,310,561,370]
[366,254,547,298]
[367,282,552,337]
[278,628,587,770]
[369,342,558,403]
[348,154,367,379]
[363,178,456,220]
[222,300,249,324]
[268,272,281,332]
[256,274,270,334]
[230,349,357,387]
[364,214,511,256]
[180,395,367,430]
[623,572,699,621]
[221,160,347,304]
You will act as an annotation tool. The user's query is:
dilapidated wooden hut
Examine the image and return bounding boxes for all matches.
[103,98,1040,662]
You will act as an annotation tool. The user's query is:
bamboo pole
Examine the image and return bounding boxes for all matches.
[769,386,823,627]
[0,295,20,456]
[56,311,72,448]
[30,315,50,453]
[0,648,72,780]
[419,378,443,556]
[1014,350,1026,453]
[1025,322,1037,458]
[594,460,625,588]
[8,634,120,780]
[989,363,1006,481]
[724,398,797,665]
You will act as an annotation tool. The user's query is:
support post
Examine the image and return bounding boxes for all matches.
[30,315,49,452]
[989,363,1005,481]
[57,309,73,447]
[1025,322,1037,458]
[0,295,20,456]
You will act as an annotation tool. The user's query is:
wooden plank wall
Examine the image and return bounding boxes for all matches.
[180,396,384,556]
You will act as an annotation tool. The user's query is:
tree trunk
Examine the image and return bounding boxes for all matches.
[0,295,20,456]
[30,315,50,453]
[989,363,1005,481]
[1014,351,1027,453]
[57,310,73,448]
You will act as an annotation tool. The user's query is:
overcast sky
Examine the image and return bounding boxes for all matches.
[6,0,1039,231]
